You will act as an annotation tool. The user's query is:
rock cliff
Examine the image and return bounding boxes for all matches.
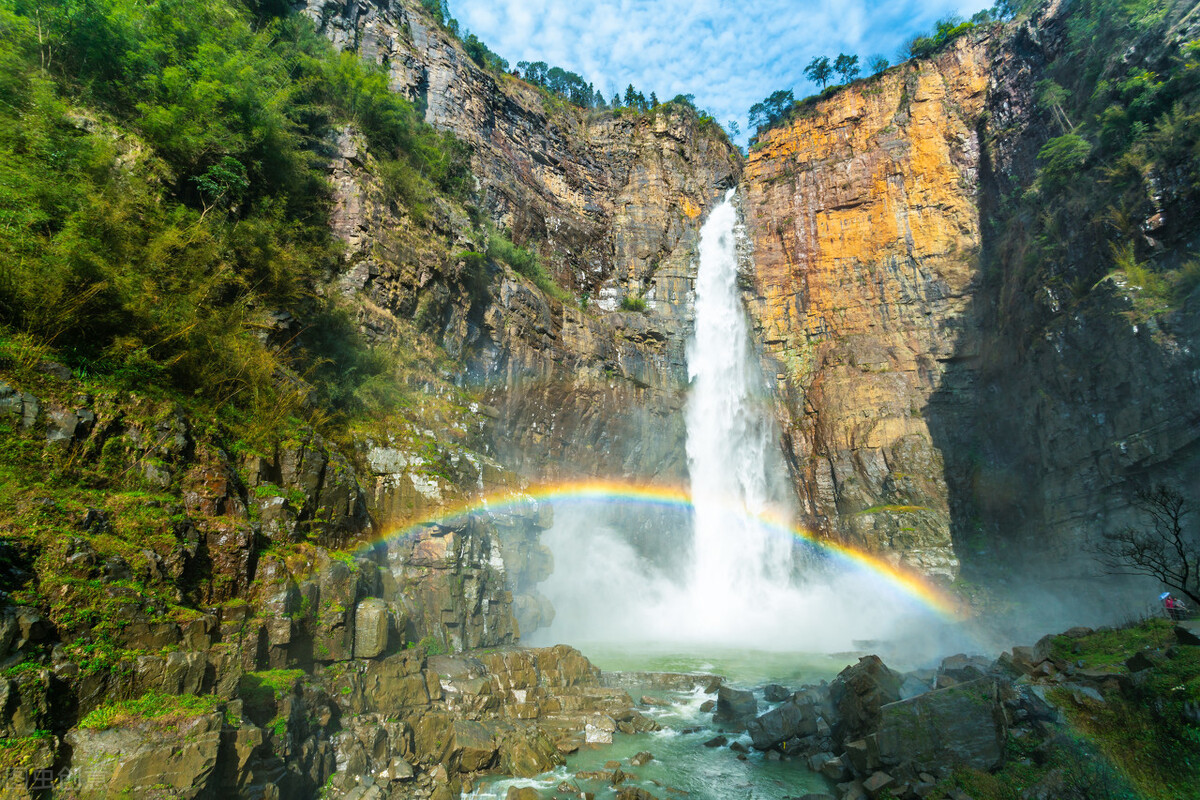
[310,0,741,559]
[742,34,993,578]
[742,0,1200,597]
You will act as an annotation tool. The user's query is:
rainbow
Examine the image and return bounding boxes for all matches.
[355,479,967,620]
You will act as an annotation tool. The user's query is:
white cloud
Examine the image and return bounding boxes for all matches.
[447,0,993,142]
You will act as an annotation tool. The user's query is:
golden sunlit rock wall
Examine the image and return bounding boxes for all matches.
[742,35,993,578]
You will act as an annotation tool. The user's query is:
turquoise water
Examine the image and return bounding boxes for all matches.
[467,646,855,800]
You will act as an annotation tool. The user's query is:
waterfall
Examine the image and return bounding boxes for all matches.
[684,190,787,582]
[682,189,793,621]
[527,191,950,653]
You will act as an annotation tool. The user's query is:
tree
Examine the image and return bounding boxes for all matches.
[1091,485,1200,605]
[833,53,860,84]
[649,92,659,107]
[1035,78,1074,132]
[1036,133,1092,191]
[803,56,832,89]
[868,55,889,75]
[748,89,794,132]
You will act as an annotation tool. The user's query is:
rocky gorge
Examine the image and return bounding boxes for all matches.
[0,0,1198,797]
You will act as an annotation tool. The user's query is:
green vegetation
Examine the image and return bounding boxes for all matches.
[1049,617,1177,669]
[985,0,1200,328]
[239,669,306,705]
[487,230,571,303]
[1048,621,1200,799]
[79,691,225,730]
[0,731,52,772]
[931,619,1196,800]
[418,634,446,656]
[0,0,469,440]
[619,294,648,313]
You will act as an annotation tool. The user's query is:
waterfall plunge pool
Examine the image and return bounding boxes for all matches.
[465,645,851,800]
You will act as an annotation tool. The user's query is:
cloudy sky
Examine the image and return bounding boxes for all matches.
[447,0,993,142]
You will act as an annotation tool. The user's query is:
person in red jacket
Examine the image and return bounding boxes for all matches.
[1163,592,1189,620]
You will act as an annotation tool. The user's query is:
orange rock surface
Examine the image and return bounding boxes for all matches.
[743,35,992,576]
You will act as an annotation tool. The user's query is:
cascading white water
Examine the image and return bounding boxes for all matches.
[527,191,959,652]
[683,189,793,614]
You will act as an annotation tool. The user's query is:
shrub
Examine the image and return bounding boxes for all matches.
[619,295,648,312]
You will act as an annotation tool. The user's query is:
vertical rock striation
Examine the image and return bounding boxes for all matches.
[742,35,992,577]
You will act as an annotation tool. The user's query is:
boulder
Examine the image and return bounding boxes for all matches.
[714,685,757,722]
[65,712,224,799]
[506,788,540,800]
[354,598,390,659]
[631,751,653,766]
[747,700,817,750]
[702,735,727,748]
[830,656,902,745]
[1176,621,1200,646]
[899,674,932,700]
[937,654,993,686]
[874,678,1006,775]
[451,720,497,772]
[699,699,715,713]
[763,684,791,702]
[862,771,895,799]
[842,737,880,774]
[616,788,659,800]
[819,755,849,781]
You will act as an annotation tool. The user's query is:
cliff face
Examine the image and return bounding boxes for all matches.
[742,35,992,577]
[308,0,738,299]
[310,0,739,499]
[743,0,1200,592]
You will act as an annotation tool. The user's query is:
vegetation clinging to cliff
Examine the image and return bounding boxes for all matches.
[987,0,1200,325]
[0,0,471,434]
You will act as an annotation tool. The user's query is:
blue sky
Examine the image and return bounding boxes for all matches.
[446,0,993,142]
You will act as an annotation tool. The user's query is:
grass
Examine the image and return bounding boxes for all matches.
[1044,619,1200,799]
[1048,617,1176,670]
[852,504,928,515]
[0,731,52,772]
[619,295,648,312]
[78,691,225,731]
[239,669,306,706]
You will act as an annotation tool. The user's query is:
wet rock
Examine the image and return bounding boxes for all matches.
[714,685,757,723]
[631,751,653,766]
[702,735,727,748]
[699,700,715,713]
[763,684,791,702]
[103,555,133,583]
[862,771,895,799]
[830,656,902,745]
[874,678,1006,775]
[506,788,541,800]
[585,714,616,744]
[353,597,390,659]
[899,674,932,700]
[936,654,992,688]
[748,699,818,750]
[451,720,497,772]
[820,755,850,781]
[729,741,748,753]
[616,788,659,800]
[1176,621,1200,645]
